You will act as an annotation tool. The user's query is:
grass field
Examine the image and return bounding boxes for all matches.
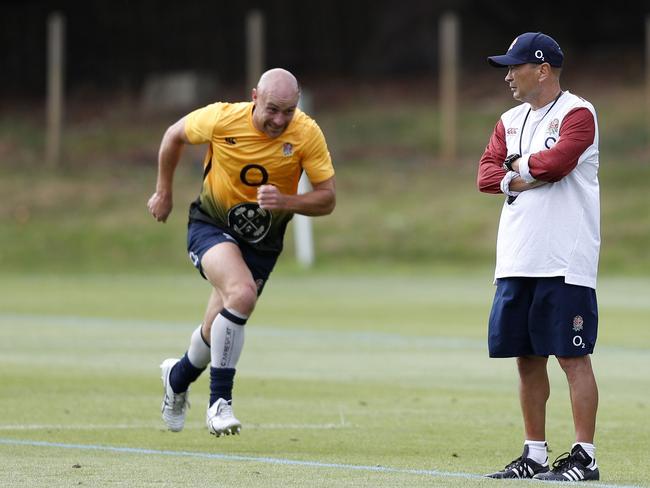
[1,271,648,487]
[1,80,648,486]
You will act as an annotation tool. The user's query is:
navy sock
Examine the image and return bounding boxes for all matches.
[169,353,205,393]
[210,367,236,406]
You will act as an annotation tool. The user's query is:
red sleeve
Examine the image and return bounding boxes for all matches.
[477,119,507,194]
[528,108,595,182]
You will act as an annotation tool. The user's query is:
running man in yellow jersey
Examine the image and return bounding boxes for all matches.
[147,68,336,437]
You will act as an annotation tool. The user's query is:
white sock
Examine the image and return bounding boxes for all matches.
[210,308,247,369]
[573,442,597,468]
[187,324,211,369]
[525,440,548,466]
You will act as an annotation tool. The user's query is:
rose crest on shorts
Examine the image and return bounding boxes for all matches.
[572,315,584,332]
[227,202,272,243]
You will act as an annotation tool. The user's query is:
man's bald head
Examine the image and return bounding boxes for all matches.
[251,68,301,138]
[256,68,300,101]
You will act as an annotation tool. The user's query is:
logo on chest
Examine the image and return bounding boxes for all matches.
[544,118,560,149]
[282,143,293,157]
[546,118,559,137]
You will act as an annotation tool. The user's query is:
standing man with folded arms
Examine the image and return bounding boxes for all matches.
[478,32,601,482]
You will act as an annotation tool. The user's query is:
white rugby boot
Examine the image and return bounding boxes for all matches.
[206,398,241,437]
[160,358,189,432]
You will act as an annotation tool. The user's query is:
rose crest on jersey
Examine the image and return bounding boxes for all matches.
[544,118,560,149]
[282,143,293,157]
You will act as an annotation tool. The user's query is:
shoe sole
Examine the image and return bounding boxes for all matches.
[208,423,242,437]
[533,472,600,482]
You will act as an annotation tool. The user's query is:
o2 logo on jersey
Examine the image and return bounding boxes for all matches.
[228,202,272,243]
[240,164,269,187]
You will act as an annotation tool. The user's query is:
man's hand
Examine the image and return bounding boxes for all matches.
[509,178,548,193]
[257,184,285,210]
[147,191,173,222]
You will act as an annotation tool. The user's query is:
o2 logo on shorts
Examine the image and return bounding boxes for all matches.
[227,202,272,243]
[573,335,586,348]
[571,315,586,348]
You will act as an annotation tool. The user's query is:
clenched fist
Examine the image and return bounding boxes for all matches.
[257,185,286,210]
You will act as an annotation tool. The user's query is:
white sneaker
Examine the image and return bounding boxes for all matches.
[206,398,241,437]
[160,358,189,432]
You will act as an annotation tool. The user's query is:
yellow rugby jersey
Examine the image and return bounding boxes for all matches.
[184,101,334,254]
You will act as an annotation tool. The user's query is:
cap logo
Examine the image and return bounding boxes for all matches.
[508,37,519,52]
[535,49,544,61]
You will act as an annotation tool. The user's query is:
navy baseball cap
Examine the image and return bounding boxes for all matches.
[488,32,564,68]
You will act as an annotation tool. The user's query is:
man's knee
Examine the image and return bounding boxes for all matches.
[556,355,592,376]
[517,355,547,376]
[224,280,258,314]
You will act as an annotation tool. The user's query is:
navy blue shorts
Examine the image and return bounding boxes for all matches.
[187,220,279,295]
[488,277,598,358]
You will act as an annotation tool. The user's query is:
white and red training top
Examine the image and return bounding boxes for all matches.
[477,91,601,289]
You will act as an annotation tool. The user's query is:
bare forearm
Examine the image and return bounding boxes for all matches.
[257,177,336,216]
[148,118,189,223]
[509,177,548,192]
[280,188,336,216]
[156,129,185,194]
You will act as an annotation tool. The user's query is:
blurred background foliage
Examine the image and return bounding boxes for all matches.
[2,0,648,97]
[1,0,649,277]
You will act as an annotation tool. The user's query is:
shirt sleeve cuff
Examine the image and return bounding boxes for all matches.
[518,154,536,183]
[500,171,521,197]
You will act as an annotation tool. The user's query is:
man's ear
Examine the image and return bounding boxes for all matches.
[538,63,552,82]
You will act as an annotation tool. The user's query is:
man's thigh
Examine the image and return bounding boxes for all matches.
[489,277,598,358]
[200,242,254,293]
[488,277,536,358]
[187,220,278,295]
[529,278,598,356]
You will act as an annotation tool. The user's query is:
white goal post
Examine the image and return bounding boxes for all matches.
[293,91,315,267]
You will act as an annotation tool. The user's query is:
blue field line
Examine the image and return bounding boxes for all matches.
[0,438,644,488]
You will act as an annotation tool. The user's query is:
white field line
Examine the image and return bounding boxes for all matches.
[0,438,644,488]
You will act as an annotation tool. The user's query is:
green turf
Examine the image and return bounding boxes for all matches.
[1,82,648,486]
[2,83,650,276]
[1,272,648,487]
